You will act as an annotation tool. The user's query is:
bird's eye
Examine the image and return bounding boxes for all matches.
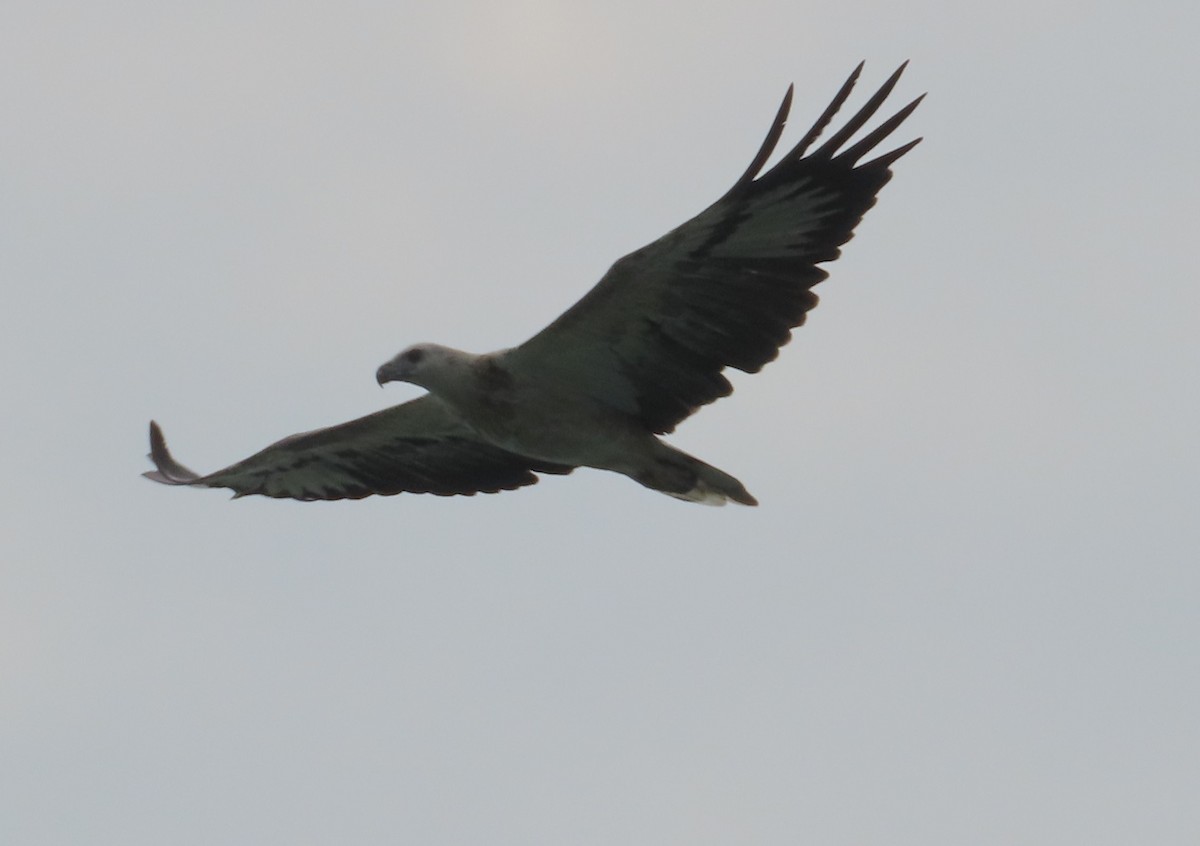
[404,348,424,365]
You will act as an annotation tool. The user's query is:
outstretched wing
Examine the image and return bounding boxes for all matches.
[144,396,573,500]
[506,63,922,434]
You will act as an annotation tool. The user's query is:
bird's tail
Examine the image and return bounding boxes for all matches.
[637,444,758,507]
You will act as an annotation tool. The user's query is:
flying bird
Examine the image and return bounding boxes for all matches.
[145,63,922,506]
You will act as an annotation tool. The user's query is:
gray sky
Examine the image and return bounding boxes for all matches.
[3,1,1198,844]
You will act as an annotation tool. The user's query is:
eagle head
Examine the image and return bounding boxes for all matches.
[376,343,468,391]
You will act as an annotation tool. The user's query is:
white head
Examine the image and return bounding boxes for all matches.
[375,343,468,392]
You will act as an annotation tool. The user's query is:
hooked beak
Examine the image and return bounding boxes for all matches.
[376,362,399,387]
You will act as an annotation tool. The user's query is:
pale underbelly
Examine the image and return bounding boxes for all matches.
[463,401,647,470]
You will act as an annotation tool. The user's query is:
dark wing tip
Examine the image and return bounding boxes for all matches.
[863,133,923,169]
[808,61,912,161]
[835,91,926,166]
[784,61,866,160]
[718,83,794,202]
[723,62,920,204]
[144,420,202,485]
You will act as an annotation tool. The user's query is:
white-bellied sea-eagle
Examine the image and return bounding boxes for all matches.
[145,63,922,506]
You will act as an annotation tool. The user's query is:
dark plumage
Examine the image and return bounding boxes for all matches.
[145,64,922,505]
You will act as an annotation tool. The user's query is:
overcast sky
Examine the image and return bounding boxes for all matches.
[2,2,1198,844]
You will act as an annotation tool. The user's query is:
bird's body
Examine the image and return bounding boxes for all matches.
[394,348,631,467]
[382,343,756,504]
[145,63,922,506]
